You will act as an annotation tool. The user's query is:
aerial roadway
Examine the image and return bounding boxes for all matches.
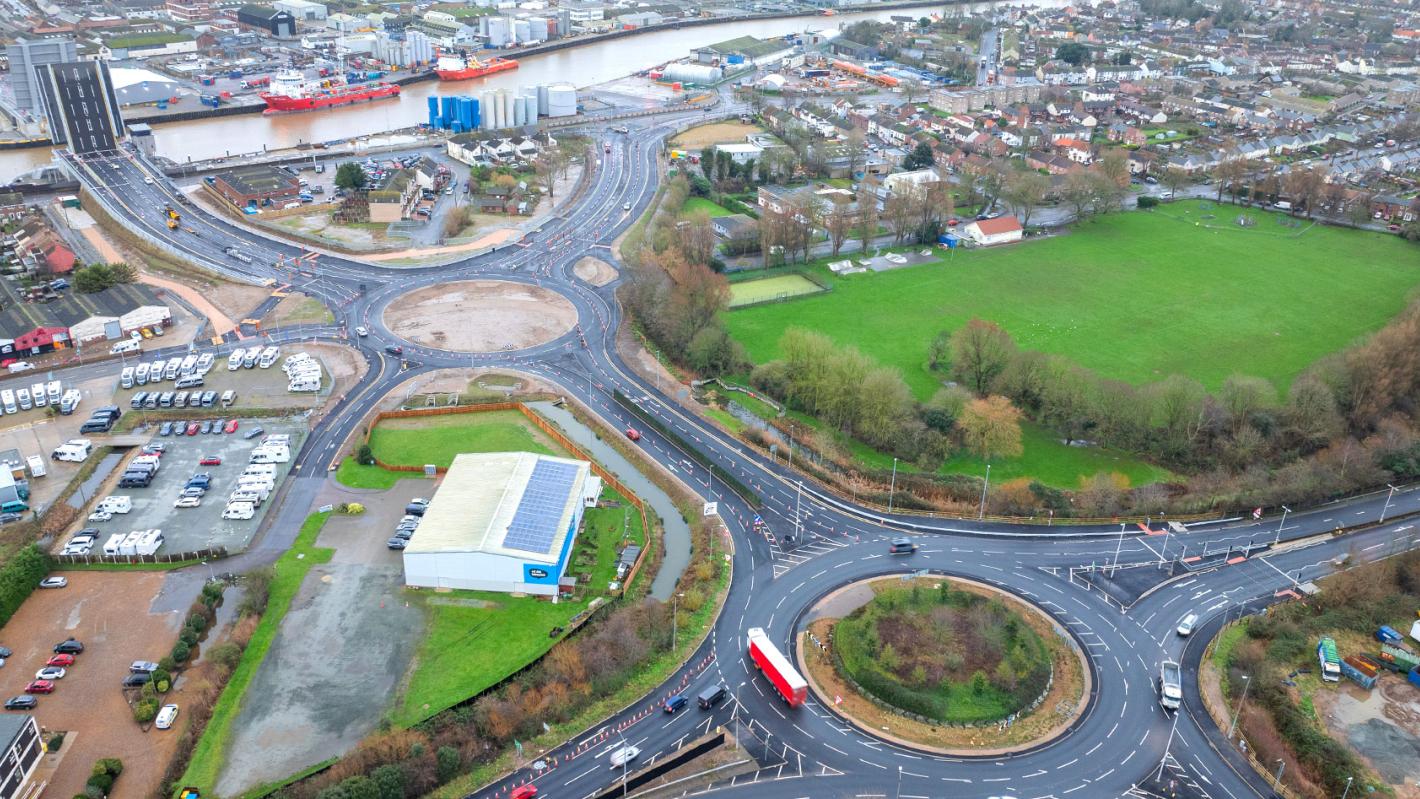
[46,116,1420,799]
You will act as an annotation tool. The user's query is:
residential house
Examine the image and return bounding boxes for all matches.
[962,215,1023,245]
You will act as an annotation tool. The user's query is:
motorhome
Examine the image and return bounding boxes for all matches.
[196,353,215,374]
[110,339,141,355]
[221,502,255,520]
[59,390,81,415]
[227,349,245,371]
[179,354,197,374]
[29,383,45,407]
[26,455,46,478]
[102,533,127,556]
[257,346,280,368]
[99,496,133,514]
[134,363,150,385]
[163,357,182,381]
[242,349,259,368]
[220,390,237,408]
[16,389,31,411]
[46,381,61,404]
[120,367,135,389]
[0,390,14,415]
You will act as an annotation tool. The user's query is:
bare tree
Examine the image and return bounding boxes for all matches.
[1000,169,1049,228]
[1212,159,1246,203]
[949,319,1018,395]
[844,127,867,181]
[1160,166,1189,199]
[1061,170,1097,222]
[824,197,853,256]
[676,210,717,266]
[1096,148,1130,190]
[855,182,878,253]
[883,189,915,244]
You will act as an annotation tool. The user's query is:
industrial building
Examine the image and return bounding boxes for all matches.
[108,67,183,107]
[209,164,302,207]
[5,37,78,114]
[236,4,297,37]
[273,0,326,21]
[0,714,42,799]
[402,452,602,596]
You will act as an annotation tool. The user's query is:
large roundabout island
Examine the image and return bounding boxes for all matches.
[801,574,1091,754]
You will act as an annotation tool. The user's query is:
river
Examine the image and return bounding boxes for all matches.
[0,0,1067,181]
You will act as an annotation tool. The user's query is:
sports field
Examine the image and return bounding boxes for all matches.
[726,202,1420,397]
[728,273,827,307]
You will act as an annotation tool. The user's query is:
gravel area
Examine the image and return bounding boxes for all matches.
[382,280,577,353]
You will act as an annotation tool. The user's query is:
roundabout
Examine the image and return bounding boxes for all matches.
[798,573,1091,756]
[380,279,580,353]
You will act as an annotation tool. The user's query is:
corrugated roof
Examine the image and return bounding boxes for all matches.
[406,452,590,563]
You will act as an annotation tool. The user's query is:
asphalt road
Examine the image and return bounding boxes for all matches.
[25,119,1420,799]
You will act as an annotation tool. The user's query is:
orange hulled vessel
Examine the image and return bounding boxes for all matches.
[260,69,401,113]
[434,53,519,81]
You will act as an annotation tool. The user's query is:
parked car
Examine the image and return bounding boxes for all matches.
[88,510,113,523]
[122,673,150,688]
[387,537,408,550]
[46,654,73,667]
[160,421,174,436]
[155,703,179,729]
[174,496,201,509]
[199,455,222,466]
[24,680,54,694]
[200,420,213,434]
[224,419,239,434]
[38,577,67,589]
[53,639,83,655]
[4,696,36,711]
[244,427,265,440]
[130,661,160,673]
[34,667,65,680]
[185,422,200,436]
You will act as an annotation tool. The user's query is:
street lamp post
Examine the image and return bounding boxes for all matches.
[1227,674,1250,739]
[618,729,630,797]
[1341,776,1353,799]
[672,591,684,651]
[978,464,991,520]
[896,765,903,799]
[1381,484,1398,523]
[1155,701,1181,782]
[1272,759,1286,792]
[1111,523,1126,576]
[888,457,897,513]
[1274,505,1291,546]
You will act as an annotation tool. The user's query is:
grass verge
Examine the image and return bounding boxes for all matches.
[334,411,563,490]
[179,512,334,791]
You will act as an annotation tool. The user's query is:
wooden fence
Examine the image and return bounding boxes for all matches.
[361,402,654,595]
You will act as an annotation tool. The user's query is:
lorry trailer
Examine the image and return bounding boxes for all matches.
[747,627,807,707]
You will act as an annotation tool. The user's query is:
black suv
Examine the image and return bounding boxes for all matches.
[53,638,84,655]
[122,673,151,688]
[4,696,36,711]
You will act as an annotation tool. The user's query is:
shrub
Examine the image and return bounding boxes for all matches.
[1137,195,1159,209]
[239,566,275,616]
[133,699,158,724]
[339,502,366,515]
[158,656,176,673]
[46,732,64,751]
[206,641,243,670]
[86,774,114,793]
[0,545,51,628]
[151,669,171,692]
[179,628,199,647]
[435,746,460,781]
[201,582,224,608]
[170,640,191,663]
[186,613,208,633]
[357,444,376,466]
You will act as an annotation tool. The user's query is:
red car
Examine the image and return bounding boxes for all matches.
[46,654,74,667]
[624,428,641,442]
[510,786,537,799]
[224,419,239,434]
[185,422,200,436]
[25,680,54,694]
[199,455,222,466]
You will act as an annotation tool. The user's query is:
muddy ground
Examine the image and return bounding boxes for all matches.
[382,280,577,353]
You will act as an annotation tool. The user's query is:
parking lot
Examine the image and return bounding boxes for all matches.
[0,571,188,799]
[74,418,306,553]
[109,348,331,416]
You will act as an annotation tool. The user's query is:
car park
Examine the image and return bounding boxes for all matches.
[4,696,36,711]
[38,577,67,589]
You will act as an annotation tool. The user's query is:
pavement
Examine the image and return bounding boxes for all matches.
[29,105,1420,799]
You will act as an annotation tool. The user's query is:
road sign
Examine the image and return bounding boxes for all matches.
[703,502,718,517]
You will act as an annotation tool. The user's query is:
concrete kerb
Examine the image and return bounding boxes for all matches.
[792,572,1094,759]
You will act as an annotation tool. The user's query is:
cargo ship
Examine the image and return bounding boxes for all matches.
[434,53,518,81]
[260,69,400,113]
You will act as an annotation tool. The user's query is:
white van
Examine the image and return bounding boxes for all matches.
[227,349,245,371]
[221,502,255,520]
[29,383,46,407]
[150,359,166,382]
[99,495,133,514]
[16,389,31,411]
[1176,614,1198,637]
[46,381,61,404]
[52,440,92,462]
[179,354,198,375]
[220,390,237,408]
[110,339,142,355]
[120,367,136,389]
[229,488,267,507]
[0,390,15,415]
[26,455,46,478]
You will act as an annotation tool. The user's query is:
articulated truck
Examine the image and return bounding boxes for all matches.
[747,627,807,707]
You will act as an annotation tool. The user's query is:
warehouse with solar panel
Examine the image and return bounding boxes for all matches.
[402,452,603,596]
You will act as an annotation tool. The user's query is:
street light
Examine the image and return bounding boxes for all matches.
[888,457,897,513]
[1272,759,1286,791]
[977,463,991,520]
[1381,484,1398,523]
[1227,674,1250,739]
[1274,505,1291,546]
[671,591,684,651]
[617,729,631,797]
[1341,776,1353,799]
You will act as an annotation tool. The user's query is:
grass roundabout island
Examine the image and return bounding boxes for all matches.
[800,575,1090,754]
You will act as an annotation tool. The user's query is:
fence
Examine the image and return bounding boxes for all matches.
[359,401,653,595]
[53,546,229,567]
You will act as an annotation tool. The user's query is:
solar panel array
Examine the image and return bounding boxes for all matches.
[501,460,580,554]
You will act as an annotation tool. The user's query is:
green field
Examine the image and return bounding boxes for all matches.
[683,197,734,217]
[726,202,1420,398]
[336,411,558,489]
[394,492,645,726]
[728,273,827,307]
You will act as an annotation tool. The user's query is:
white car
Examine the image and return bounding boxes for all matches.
[87,510,112,522]
[143,177,153,184]
[155,703,179,729]
[608,745,640,768]
[355,326,368,337]
[38,576,68,589]
[35,667,65,680]
[174,496,201,509]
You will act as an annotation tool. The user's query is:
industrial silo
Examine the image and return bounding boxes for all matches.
[536,84,549,116]
[480,90,496,129]
[546,83,576,117]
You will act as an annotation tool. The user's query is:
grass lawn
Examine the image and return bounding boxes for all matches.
[394,491,645,726]
[181,512,334,791]
[938,421,1172,488]
[683,197,734,218]
[726,202,1420,398]
[336,411,560,489]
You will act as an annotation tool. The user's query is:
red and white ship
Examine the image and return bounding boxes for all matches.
[260,69,400,114]
[434,53,518,81]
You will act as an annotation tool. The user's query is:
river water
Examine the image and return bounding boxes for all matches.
[0,1,1066,181]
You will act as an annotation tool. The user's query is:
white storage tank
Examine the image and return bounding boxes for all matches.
[480,90,496,129]
[527,17,549,42]
[499,90,512,128]
[536,84,549,116]
[521,90,539,123]
[661,63,723,84]
[546,83,576,117]
[512,19,530,42]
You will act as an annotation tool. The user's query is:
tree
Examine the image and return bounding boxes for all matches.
[1000,169,1049,228]
[1088,168,1124,215]
[1061,170,1097,222]
[1212,159,1246,203]
[334,162,367,191]
[1160,166,1189,198]
[949,319,1017,395]
[1055,42,1090,65]
[883,190,915,244]
[824,198,853,256]
[435,746,461,782]
[1096,148,1130,190]
[370,766,406,799]
[1283,165,1326,217]
[844,127,867,180]
[675,210,717,267]
[902,142,935,172]
[1218,374,1276,433]
[958,395,1024,460]
[855,183,878,253]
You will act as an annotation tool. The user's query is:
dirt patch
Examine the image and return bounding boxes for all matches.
[383,280,578,353]
[799,576,1087,754]
[263,292,334,327]
[669,121,764,150]
[573,256,618,287]
[0,572,191,799]
[1316,675,1420,798]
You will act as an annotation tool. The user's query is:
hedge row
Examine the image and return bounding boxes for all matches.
[0,545,50,628]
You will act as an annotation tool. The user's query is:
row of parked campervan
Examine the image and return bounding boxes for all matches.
[284,353,322,393]
[119,352,216,391]
[221,448,284,520]
[102,528,164,557]
[228,346,280,372]
[0,381,67,417]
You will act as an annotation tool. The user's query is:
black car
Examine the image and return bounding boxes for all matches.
[200,420,213,434]
[160,421,174,436]
[4,696,36,711]
[244,427,265,440]
[393,529,414,540]
[211,419,225,434]
[122,673,150,688]
[0,647,12,659]
[53,639,83,655]
[0,513,21,525]
[384,345,403,356]
[386,537,408,550]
